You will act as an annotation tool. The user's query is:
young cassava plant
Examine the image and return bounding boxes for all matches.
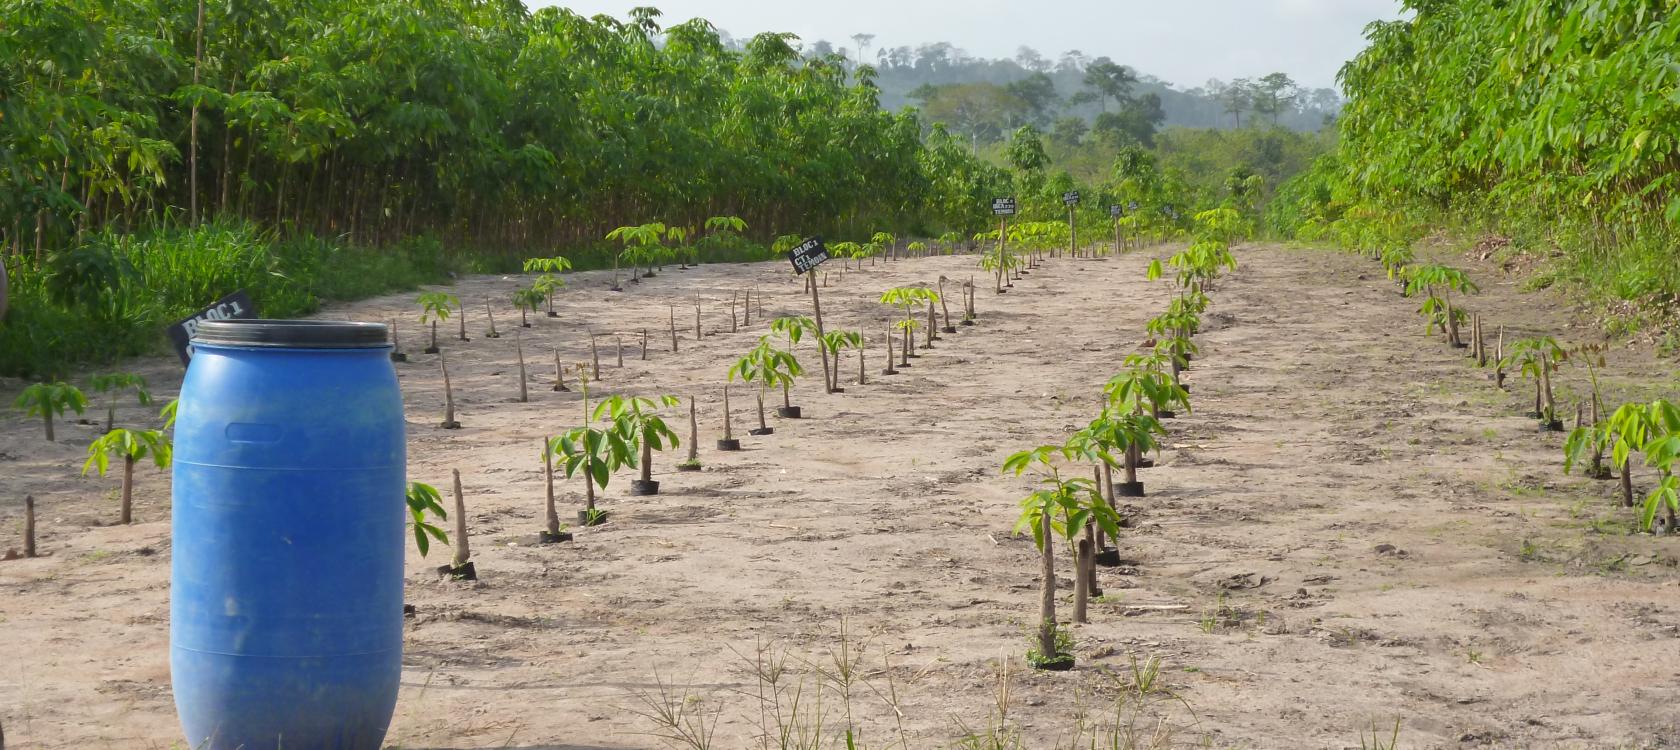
[89,373,150,433]
[551,372,634,526]
[1501,337,1567,429]
[1405,264,1478,348]
[417,291,458,353]
[15,381,88,442]
[84,427,172,524]
[596,394,681,496]
[1004,442,1122,670]
[730,340,802,435]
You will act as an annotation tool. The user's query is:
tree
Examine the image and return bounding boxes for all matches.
[84,428,171,524]
[1253,72,1299,124]
[729,339,802,433]
[1081,57,1136,113]
[15,382,88,442]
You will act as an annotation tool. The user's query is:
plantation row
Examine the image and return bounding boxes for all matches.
[1289,211,1680,534]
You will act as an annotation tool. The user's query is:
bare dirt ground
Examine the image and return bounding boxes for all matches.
[2,243,1678,749]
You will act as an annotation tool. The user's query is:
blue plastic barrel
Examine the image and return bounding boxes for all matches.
[172,320,405,749]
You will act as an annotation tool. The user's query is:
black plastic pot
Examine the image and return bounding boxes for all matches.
[1540,420,1565,433]
[423,346,440,355]
[677,462,702,472]
[749,427,774,436]
[485,331,500,339]
[547,311,559,318]
[961,319,976,326]
[716,438,742,451]
[1135,457,1155,469]
[831,387,846,393]
[777,406,802,419]
[390,352,407,363]
[1094,547,1121,567]
[942,326,958,334]
[578,509,608,526]
[881,367,898,376]
[1451,341,1468,349]
[437,561,477,581]
[538,530,573,544]
[630,479,660,496]
[439,420,461,430]
[1157,410,1176,420]
[1032,655,1075,671]
[1115,481,1145,498]
[552,383,569,392]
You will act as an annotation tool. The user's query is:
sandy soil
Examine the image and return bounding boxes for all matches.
[2,243,1678,749]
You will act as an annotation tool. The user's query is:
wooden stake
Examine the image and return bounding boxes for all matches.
[590,335,601,380]
[552,348,568,392]
[457,301,469,341]
[730,292,739,332]
[857,329,867,385]
[616,336,624,367]
[809,272,832,393]
[924,299,937,347]
[670,306,679,352]
[641,328,649,360]
[742,290,750,326]
[484,297,499,339]
[695,297,702,340]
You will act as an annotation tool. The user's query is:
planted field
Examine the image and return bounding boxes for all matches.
[3,242,1677,748]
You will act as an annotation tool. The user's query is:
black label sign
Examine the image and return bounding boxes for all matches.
[991,197,1017,216]
[167,290,258,366]
[1062,191,1081,207]
[787,237,830,275]
[1110,204,1124,218]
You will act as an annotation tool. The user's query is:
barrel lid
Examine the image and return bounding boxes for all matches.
[192,319,390,349]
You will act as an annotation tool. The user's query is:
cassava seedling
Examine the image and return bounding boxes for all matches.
[880,288,936,363]
[819,330,864,393]
[84,427,171,524]
[438,352,461,429]
[1004,442,1122,668]
[606,223,669,290]
[483,297,500,339]
[16,381,88,442]
[440,469,476,580]
[390,319,406,362]
[512,287,544,328]
[514,329,529,403]
[89,373,150,433]
[405,481,449,557]
[597,394,681,496]
[1635,401,1680,532]
[1405,264,1478,348]
[718,383,741,450]
[23,495,37,558]
[539,436,571,543]
[522,256,572,317]
[937,277,958,333]
[1501,337,1567,429]
[1563,343,1610,476]
[766,317,815,416]
[552,372,633,525]
[552,349,569,392]
[730,340,802,434]
[679,396,702,471]
[417,291,457,353]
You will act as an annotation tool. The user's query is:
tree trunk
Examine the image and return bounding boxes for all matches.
[430,320,438,351]
[640,437,653,482]
[670,307,678,352]
[1037,511,1057,658]
[457,303,468,342]
[1073,538,1091,624]
[1621,460,1634,508]
[782,381,791,410]
[756,392,768,431]
[723,385,735,440]
[858,331,867,385]
[450,469,470,567]
[120,456,135,524]
[42,410,53,442]
[440,353,457,426]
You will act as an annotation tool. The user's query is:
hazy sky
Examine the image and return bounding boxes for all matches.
[535,0,1407,90]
